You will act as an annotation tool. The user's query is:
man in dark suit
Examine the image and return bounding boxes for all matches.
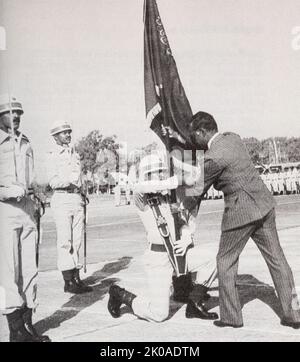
[165,111,300,329]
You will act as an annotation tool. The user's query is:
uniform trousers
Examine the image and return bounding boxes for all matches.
[0,198,38,314]
[132,246,215,322]
[51,192,84,272]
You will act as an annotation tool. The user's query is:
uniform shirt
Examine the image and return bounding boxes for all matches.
[46,144,82,189]
[0,129,35,195]
[134,185,199,246]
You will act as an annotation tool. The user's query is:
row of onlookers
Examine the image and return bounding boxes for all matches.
[260,169,300,195]
[204,168,300,200]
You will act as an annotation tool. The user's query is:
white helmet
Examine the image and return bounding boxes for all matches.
[0,94,23,115]
[50,120,72,136]
[138,153,168,180]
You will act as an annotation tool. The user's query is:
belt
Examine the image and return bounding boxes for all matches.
[54,187,81,194]
[150,244,167,252]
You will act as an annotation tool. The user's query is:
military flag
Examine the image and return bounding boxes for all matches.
[144,0,193,149]
[143,0,194,276]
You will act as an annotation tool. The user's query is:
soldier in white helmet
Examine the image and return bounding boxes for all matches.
[0,94,50,342]
[46,120,92,294]
[107,153,218,322]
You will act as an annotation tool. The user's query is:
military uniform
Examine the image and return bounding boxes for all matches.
[108,154,218,322]
[131,190,216,322]
[296,168,300,194]
[277,171,285,195]
[47,121,92,294]
[114,183,121,206]
[0,94,49,342]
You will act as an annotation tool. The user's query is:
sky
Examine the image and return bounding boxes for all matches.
[0,0,300,178]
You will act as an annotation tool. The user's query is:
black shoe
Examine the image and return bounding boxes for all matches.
[186,300,218,320]
[73,270,93,293]
[107,285,136,318]
[64,279,87,294]
[281,319,300,329]
[6,309,37,342]
[22,307,51,342]
[213,320,243,328]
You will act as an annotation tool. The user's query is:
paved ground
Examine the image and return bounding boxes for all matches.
[1,194,300,342]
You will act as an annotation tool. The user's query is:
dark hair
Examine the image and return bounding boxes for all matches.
[190,111,218,133]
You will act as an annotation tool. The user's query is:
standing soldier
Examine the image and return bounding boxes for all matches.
[114,181,121,206]
[125,181,131,205]
[296,166,300,194]
[277,169,285,195]
[47,120,92,294]
[284,168,291,194]
[291,167,298,194]
[0,94,50,342]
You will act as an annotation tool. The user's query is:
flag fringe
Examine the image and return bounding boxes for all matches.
[146,102,162,125]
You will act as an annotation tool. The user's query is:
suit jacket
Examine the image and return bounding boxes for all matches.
[196,132,275,231]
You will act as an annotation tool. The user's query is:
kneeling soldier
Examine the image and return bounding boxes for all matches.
[108,154,218,322]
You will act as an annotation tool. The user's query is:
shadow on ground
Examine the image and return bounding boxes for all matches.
[118,274,283,322]
[34,257,132,334]
[205,274,283,320]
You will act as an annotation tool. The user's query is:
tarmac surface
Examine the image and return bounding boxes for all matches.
[1,194,300,342]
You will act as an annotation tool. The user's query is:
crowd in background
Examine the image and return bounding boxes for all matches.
[260,167,300,195]
[204,167,300,200]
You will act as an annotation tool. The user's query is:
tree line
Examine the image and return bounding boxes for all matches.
[243,137,300,165]
[74,131,300,190]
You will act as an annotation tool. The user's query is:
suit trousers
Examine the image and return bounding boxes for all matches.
[217,208,300,325]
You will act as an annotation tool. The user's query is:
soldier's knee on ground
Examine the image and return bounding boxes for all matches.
[149,305,169,323]
[151,310,169,323]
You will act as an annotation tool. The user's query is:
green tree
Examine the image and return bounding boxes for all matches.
[243,137,263,164]
[76,131,119,190]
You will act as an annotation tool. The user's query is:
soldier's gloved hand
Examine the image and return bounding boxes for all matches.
[174,229,193,256]
[0,184,26,201]
[134,176,178,194]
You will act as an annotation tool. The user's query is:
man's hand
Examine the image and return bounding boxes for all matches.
[174,239,191,256]
[161,125,186,144]
[0,184,26,201]
[174,228,194,256]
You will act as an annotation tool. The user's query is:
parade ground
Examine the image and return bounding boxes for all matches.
[1,194,300,342]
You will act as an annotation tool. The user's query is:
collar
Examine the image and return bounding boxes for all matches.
[0,129,10,145]
[53,143,73,154]
[207,132,220,149]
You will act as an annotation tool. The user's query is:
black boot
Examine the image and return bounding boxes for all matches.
[108,285,136,318]
[172,273,193,303]
[186,299,219,320]
[22,307,51,342]
[6,309,36,342]
[73,269,93,293]
[189,284,211,303]
[63,269,86,294]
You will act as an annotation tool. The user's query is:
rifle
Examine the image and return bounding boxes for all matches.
[203,268,218,289]
[81,190,89,273]
[160,91,187,277]
[31,192,45,267]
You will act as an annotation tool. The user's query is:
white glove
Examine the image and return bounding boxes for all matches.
[173,228,194,256]
[172,156,201,186]
[134,176,178,194]
[0,185,26,201]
